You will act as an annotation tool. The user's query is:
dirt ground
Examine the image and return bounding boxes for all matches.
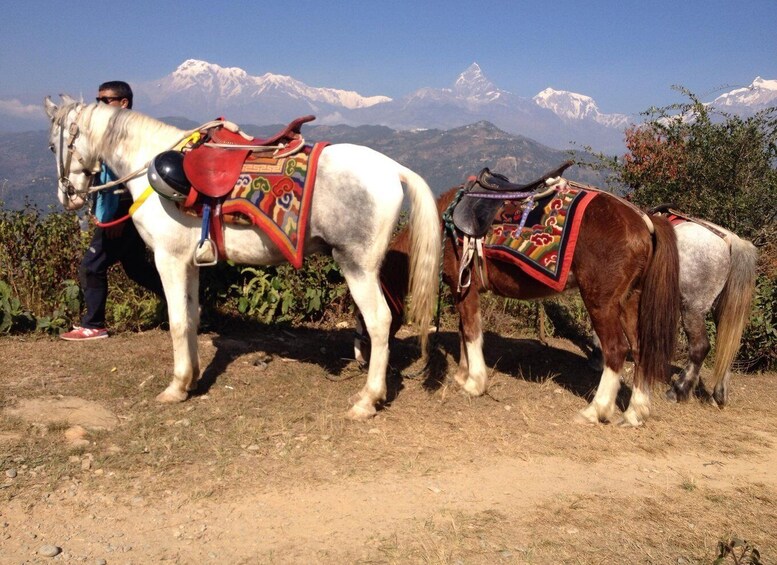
[1,322,775,564]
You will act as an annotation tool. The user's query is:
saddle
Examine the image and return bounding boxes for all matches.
[452,161,574,238]
[648,203,729,240]
[183,115,315,200]
[180,115,316,265]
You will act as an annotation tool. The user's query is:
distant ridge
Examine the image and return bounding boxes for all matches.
[0,121,603,211]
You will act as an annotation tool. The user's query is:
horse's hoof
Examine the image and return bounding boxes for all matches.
[453,370,468,387]
[665,387,678,403]
[706,397,720,408]
[618,410,645,428]
[712,391,727,408]
[346,403,377,421]
[462,378,486,396]
[573,410,598,425]
[156,387,188,403]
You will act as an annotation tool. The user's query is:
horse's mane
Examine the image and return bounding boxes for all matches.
[73,102,185,161]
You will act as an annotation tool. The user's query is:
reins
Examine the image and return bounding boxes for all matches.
[57,105,238,197]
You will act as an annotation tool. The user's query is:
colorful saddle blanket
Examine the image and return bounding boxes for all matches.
[481,179,598,291]
[208,142,329,268]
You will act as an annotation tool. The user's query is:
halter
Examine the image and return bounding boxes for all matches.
[54,104,228,199]
[54,105,100,203]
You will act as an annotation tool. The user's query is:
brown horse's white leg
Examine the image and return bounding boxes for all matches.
[621,382,651,427]
[618,292,650,426]
[576,366,621,424]
[342,270,391,420]
[154,254,201,403]
[576,301,631,424]
[455,292,488,396]
[454,330,470,386]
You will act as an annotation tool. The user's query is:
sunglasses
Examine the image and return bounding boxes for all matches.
[95,96,124,104]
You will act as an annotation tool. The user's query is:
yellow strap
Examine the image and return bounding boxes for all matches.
[129,132,200,216]
[177,131,200,149]
[129,186,154,216]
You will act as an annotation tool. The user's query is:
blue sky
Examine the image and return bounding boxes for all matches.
[2,0,775,122]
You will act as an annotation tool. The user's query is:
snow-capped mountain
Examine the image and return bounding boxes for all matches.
[533,88,629,129]
[135,59,391,125]
[133,61,773,153]
[453,63,507,102]
[708,76,777,114]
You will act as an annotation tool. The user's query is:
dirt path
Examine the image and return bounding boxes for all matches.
[1,328,775,563]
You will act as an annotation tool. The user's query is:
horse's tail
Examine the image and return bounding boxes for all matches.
[637,215,681,387]
[397,166,441,353]
[710,235,758,386]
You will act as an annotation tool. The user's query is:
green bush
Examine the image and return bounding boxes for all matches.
[0,201,352,333]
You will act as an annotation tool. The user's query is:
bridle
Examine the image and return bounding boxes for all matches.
[53,104,100,203]
[50,102,223,203]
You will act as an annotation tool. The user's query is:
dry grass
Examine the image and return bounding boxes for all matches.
[0,324,775,563]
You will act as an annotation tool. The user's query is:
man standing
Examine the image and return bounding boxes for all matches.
[60,81,165,340]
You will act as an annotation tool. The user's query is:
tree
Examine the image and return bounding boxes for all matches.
[585,87,777,244]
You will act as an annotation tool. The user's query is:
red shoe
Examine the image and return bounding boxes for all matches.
[60,326,109,341]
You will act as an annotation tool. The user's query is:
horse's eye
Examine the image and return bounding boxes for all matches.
[49,145,55,154]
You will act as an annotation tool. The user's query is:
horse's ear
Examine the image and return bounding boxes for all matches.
[44,97,58,120]
[60,93,76,105]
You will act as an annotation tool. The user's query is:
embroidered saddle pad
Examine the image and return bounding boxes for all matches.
[481,180,598,291]
[216,142,329,268]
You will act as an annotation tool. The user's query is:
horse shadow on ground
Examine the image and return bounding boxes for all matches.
[191,319,363,397]
[192,316,646,412]
[392,330,621,405]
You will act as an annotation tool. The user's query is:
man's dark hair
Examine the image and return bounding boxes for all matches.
[98,80,133,109]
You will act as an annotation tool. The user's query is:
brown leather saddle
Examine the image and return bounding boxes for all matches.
[452,160,574,238]
[183,115,315,199]
[178,115,316,265]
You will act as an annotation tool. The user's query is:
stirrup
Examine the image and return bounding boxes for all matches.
[193,238,218,267]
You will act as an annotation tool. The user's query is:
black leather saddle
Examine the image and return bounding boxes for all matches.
[452,161,574,238]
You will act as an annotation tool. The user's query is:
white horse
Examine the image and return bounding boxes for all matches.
[663,219,758,406]
[44,96,440,419]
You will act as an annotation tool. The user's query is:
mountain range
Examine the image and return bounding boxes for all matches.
[5,59,775,154]
[132,60,776,154]
[1,61,774,211]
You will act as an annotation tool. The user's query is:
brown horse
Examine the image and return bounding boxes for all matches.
[362,182,681,426]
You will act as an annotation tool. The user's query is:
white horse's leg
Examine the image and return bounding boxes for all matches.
[621,382,651,427]
[341,270,391,420]
[575,366,621,424]
[154,254,200,403]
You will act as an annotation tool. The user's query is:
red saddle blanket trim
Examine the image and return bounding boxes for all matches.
[664,210,729,240]
[217,142,329,268]
[480,183,599,292]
